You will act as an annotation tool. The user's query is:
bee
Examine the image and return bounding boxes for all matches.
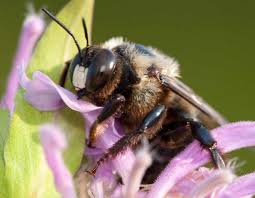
[42,9,227,183]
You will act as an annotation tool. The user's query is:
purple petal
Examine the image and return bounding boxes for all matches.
[188,168,235,198]
[124,144,152,198]
[213,121,255,153]
[169,167,236,197]
[82,110,135,184]
[112,185,147,198]
[40,124,77,198]
[20,70,101,112]
[83,111,136,195]
[1,11,45,113]
[87,117,135,184]
[21,69,134,185]
[111,148,135,184]
[218,172,255,198]
[169,167,213,196]
[22,69,255,198]
[23,72,65,110]
[147,122,255,198]
[90,179,105,198]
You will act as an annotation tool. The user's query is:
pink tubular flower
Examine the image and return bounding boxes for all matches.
[40,124,77,198]
[1,9,45,113]
[19,67,255,198]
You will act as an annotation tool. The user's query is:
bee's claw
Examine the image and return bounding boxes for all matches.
[76,88,88,100]
[209,146,226,169]
[85,163,100,177]
[85,138,96,148]
[84,169,96,177]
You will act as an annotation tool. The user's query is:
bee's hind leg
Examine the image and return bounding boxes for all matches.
[188,120,225,169]
[146,65,225,169]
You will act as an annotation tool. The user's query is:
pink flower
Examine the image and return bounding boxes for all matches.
[1,10,45,114]
[40,124,77,198]
[2,3,254,198]
[20,68,255,198]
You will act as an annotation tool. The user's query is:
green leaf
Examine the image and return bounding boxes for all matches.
[0,108,10,198]
[2,0,94,197]
[0,109,9,167]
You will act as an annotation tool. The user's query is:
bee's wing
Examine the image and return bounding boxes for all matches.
[162,75,227,127]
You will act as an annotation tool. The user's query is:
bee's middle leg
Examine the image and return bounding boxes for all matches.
[89,104,167,175]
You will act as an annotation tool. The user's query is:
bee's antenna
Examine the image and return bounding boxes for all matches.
[41,8,82,59]
[82,18,90,47]
[81,18,90,67]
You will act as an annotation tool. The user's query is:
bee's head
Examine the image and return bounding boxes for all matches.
[70,47,116,92]
[41,9,117,97]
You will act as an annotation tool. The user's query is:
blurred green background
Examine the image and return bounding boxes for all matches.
[0,0,254,174]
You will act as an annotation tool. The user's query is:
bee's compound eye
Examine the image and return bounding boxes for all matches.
[86,49,116,92]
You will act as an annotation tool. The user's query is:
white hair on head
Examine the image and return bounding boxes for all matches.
[72,65,87,90]
[101,37,125,49]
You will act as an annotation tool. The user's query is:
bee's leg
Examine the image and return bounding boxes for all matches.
[188,120,225,168]
[76,88,91,99]
[89,104,167,175]
[59,60,71,87]
[156,119,225,169]
[88,94,126,147]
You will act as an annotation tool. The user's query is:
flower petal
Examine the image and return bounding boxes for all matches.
[112,185,147,198]
[4,1,95,197]
[22,69,135,186]
[24,70,137,191]
[86,115,135,184]
[81,108,135,184]
[21,70,101,112]
[24,66,255,198]
[124,143,152,198]
[188,168,235,198]
[169,167,213,196]
[218,172,255,198]
[23,72,65,111]
[147,122,255,198]
[1,12,45,113]
[90,179,105,198]
[40,124,77,198]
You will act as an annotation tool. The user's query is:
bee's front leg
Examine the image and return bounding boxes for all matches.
[88,104,167,175]
[59,60,71,87]
[88,94,125,147]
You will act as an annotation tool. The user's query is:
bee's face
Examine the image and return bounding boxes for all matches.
[70,47,116,93]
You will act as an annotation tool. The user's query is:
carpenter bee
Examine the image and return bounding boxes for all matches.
[42,9,227,183]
